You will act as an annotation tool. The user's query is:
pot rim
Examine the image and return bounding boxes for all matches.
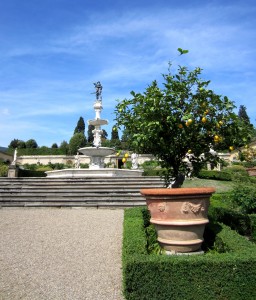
[140,187,215,196]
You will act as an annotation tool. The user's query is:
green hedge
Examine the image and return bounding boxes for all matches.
[250,214,256,242]
[208,206,252,236]
[0,164,8,177]
[123,207,256,300]
[142,169,165,176]
[198,169,232,181]
[18,168,47,177]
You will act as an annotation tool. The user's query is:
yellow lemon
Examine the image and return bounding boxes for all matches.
[186,119,193,126]
[202,117,207,123]
[214,135,220,143]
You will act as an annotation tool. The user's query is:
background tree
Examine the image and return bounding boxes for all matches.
[17,140,26,149]
[51,143,58,148]
[120,128,134,150]
[87,125,94,144]
[26,139,38,149]
[74,116,85,134]
[111,125,120,140]
[8,139,26,149]
[109,125,121,148]
[59,140,69,154]
[102,129,108,140]
[69,133,87,155]
[238,105,250,124]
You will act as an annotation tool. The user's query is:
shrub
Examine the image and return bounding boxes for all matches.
[142,169,165,176]
[198,169,232,181]
[250,214,256,242]
[123,207,256,300]
[208,206,251,236]
[225,165,250,182]
[231,184,256,214]
[18,169,47,177]
[0,163,8,177]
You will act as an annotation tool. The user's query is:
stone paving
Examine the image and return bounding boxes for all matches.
[0,208,124,300]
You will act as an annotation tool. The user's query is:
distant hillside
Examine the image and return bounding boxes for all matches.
[0,147,8,152]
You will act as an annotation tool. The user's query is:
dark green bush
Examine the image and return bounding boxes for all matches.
[123,207,256,300]
[198,169,232,181]
[0,163,8,177]
[231,184,256,214]
[250,214,256,242]
[225,165,250,182]
[142,169,165,176]
[18,168,47,177]
[208,206,251,236]
[141,160,160,169]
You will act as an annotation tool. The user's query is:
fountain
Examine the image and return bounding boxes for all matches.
[46,82,143,178]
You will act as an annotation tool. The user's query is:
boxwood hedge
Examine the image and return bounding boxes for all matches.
[123,207,256,300]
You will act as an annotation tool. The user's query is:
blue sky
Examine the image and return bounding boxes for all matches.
[1,0,256,147]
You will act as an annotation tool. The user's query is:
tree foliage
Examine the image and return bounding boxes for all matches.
[102,129,108,140]
[8,139,26,149]
[87,125,94,144]
[25,139,38,149]
[51,143,58,148]
[74,116,85,134]
[69,133,87,155]
[111,125,120,140]
[238,105,250,124]
[59,140,69,154]
[115,55,253,186]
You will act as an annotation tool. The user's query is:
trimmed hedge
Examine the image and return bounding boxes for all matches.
[142,169,165,176]
[123,207,256,300]
[198,169,232,181]
[250,214,256,242]
[208,206,252,236]
[18,168,47,177]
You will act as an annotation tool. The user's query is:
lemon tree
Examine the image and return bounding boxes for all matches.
[115,52,253,186]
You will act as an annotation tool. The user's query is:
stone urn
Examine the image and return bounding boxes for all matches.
[140,187,215,253]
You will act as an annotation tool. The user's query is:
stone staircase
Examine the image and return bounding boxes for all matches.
[0,176,164,208]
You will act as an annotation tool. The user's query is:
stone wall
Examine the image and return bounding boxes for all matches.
[16,154,154,167]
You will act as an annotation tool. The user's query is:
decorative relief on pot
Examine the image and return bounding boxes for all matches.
[181,201,205,214]
[158,202,166,212]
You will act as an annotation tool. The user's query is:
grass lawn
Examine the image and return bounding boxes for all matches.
[183,178,234,193]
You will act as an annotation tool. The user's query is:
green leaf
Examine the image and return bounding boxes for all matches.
[177,48,189,55]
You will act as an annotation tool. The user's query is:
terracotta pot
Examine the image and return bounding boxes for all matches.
[140,187,215,253]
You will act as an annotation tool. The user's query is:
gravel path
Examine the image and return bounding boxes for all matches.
[0,208,124,300]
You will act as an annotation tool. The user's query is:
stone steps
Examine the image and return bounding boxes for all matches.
[0,176,164,208]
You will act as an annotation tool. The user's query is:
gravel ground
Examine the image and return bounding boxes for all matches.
[0,208,124,300]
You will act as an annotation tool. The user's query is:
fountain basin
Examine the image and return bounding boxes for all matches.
[88,119,108,126]
[79,147,115,157]
[45,168,143,178]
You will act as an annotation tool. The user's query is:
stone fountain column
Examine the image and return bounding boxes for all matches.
[78,82,115,169]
